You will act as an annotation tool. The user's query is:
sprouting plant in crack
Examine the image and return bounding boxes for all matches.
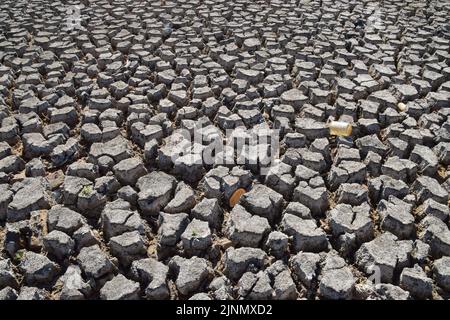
[80,185,93,196]
[14,249,25,262]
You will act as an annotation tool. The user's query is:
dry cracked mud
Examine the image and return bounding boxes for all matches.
[0,0,449,300]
